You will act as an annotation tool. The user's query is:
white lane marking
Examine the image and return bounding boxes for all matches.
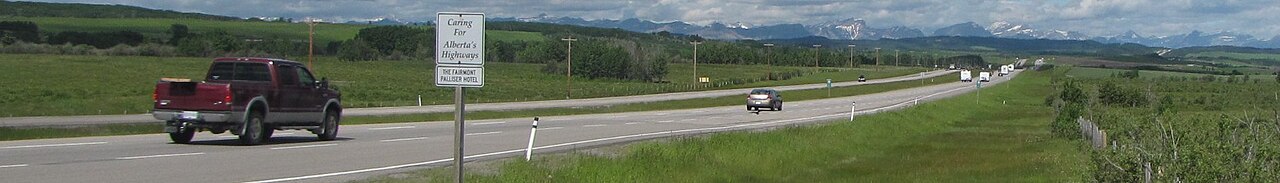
[367,126,416,130]
[270,144,337,150]
[117,152,205,160]
[380,137,429,142]
[540,127,564,130]
[465,131,502,136]
[1,141,107,149]
[472,121,506,125]
[247,83,977,183]
[708,116,724,119]
[657,120,674,123]
[583,124,607,128]
[0,164,29,168]
[624,122,640,125]
[614,115,629,118]
[679,119,696,122]
[655,113,669,116]
[219,135,238,138]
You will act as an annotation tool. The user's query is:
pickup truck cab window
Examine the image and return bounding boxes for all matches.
[207,62,270,82]
[276,64,300,86]
[296,67,317,87]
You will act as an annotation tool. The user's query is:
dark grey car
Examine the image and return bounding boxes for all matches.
[746,89,782,111]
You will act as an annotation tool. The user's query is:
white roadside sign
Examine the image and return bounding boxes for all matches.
[436,12,484,87]
[436,12,484,65]
[436,66,484,87]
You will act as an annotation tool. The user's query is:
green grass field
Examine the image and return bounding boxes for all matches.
[1064,66,1219,79]
[1186,51,1280,61]
[1,17,545,43]
[0,54,923,117]
[359,68,1090,182]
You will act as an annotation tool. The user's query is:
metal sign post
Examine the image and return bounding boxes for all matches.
[826,79,832,97]
[436,12,484,183]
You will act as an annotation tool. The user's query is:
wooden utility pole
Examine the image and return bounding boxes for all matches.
[691,41,703,84]
[306,17,318,69]
[561,37,577,99]
[764,43,774,80]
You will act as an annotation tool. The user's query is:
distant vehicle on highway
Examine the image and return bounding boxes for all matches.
[998,65,1012,76]
[979,71,991,82]
[858,74,866,82]
[746,89,783,111]
[152,57,342,145]
[960,70,972,82]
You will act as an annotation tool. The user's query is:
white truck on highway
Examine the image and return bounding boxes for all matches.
[998,65,1011,76]
[960,70,972,82]
[979,72,991,82]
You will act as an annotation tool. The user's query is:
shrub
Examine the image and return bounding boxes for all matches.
[1097,81,1148,107]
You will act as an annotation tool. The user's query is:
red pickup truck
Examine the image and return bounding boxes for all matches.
[152,57,341,145]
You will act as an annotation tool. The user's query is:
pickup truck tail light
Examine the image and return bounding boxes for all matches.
[223,86,233,104]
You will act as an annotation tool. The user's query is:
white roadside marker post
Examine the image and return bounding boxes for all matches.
[525,117,539,161]
[849,101,857,121]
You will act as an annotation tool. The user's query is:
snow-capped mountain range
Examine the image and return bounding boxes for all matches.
[479,14,1279,48]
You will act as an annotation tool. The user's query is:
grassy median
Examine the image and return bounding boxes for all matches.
[358,70,1089,182]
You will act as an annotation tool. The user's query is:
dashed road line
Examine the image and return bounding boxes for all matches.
[472,121,506,125]
[270,144,337,150]
[656,120,675,123]
[583,124,607,128]
[117,152,205,160]
[380,137,429,142]
[465,131,502,136]
[624,122,640,125]
[0,164,29,168]
[367,126,416,130]
[540,127,564,130]
[1,142,107,149]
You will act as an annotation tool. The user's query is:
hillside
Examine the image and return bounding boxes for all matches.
[0,0,237,20]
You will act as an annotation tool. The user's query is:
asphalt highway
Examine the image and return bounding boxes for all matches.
[0,70,1016,183]
[0,70,954,127]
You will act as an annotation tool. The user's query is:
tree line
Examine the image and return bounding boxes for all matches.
[3,20,968,82]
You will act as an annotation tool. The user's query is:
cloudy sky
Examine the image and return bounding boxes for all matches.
[31,0,1280,38]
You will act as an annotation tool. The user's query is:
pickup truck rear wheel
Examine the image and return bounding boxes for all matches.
[318,111,339,141]
[169,129,195,144]
[239,112,267,145]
